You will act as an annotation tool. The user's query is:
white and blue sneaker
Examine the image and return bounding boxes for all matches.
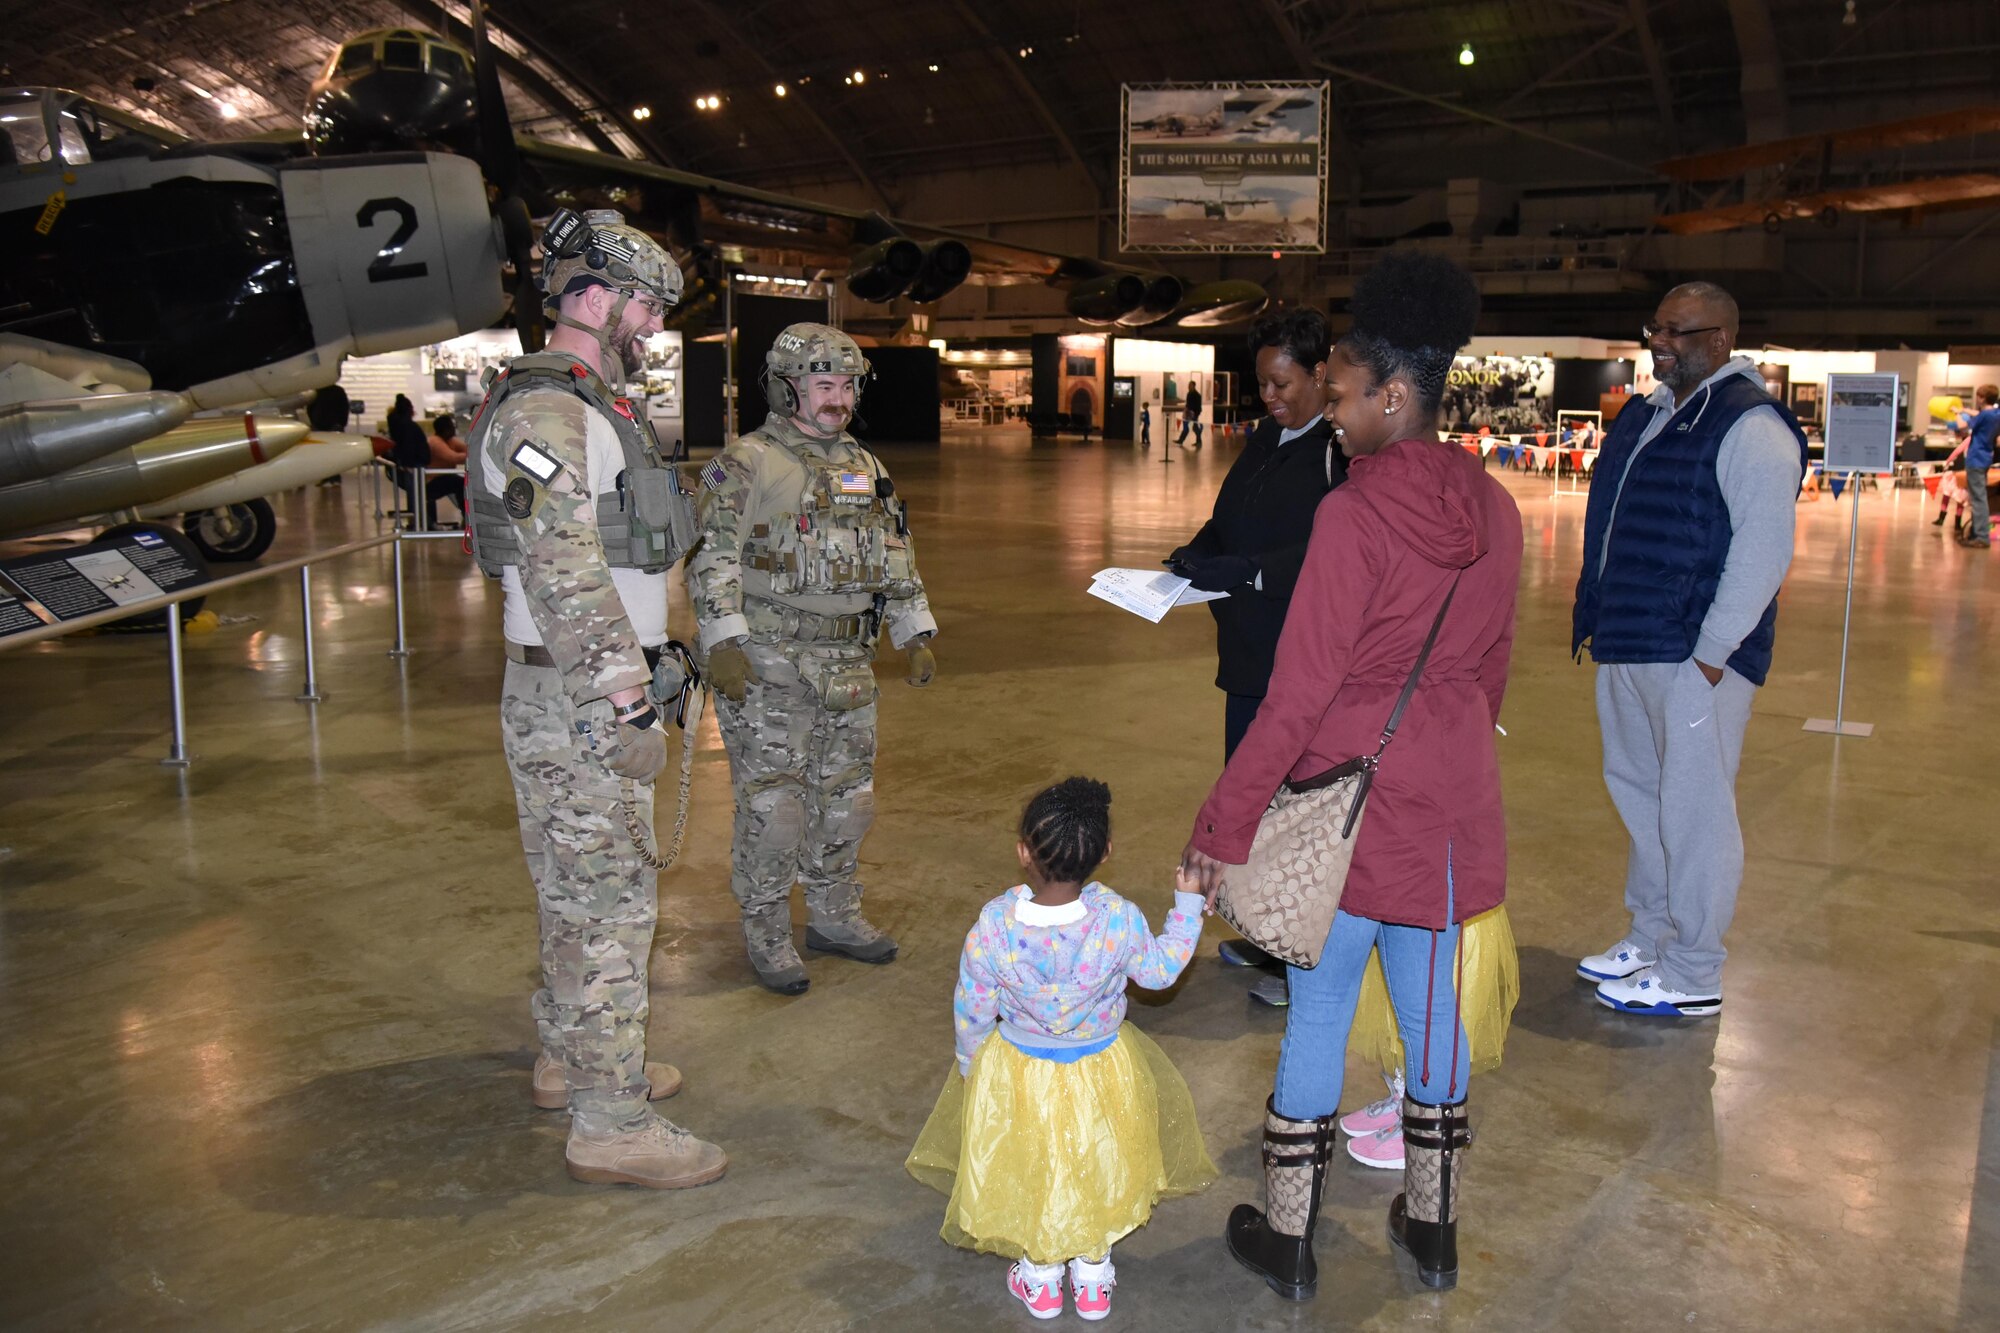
[1594,966,1721,1017]
[1577,937,1654,982]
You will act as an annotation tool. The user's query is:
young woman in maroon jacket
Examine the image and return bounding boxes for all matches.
[1179,254,1523,1299]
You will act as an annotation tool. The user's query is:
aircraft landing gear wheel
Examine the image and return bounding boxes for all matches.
[183,497,276,562]
[97,520,209,630]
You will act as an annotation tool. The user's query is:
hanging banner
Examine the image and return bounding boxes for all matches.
[1120,82,1329,255]
[1440,354,1554,436]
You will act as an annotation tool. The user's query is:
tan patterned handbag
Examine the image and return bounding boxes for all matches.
[1216,577,1459,967]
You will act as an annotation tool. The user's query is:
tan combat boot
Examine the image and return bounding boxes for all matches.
[805,914,898,964]
[745,910,810,995]
[565,1117,728,1189]
[531,1054,684,1110]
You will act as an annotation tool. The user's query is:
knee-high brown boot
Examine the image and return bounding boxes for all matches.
[1226,1097,1335,1300]
[1388,1096,1472,1290]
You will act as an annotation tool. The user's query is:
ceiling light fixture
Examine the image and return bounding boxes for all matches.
[773,82,787,97]
[218,102,238,118]
[1459,43,1475,66]
[632,104,652,120]
[927,63,940,73]
[852,69,866,84]
[1019,46,1033,58]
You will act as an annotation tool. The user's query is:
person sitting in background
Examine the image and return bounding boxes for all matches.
[425,412,469,525]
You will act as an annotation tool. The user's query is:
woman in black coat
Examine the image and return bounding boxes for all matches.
[1166,308,1343,988]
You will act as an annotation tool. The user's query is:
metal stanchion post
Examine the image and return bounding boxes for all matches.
[388,533,410,658]
[371,456,386,519]
[161,605,191,767]
[296,565,326,702]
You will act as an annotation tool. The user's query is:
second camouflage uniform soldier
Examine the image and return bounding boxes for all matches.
[688,323,938,994]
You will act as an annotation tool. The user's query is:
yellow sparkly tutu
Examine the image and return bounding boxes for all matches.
[1349,904,1519,1077]
[905,1024,1216,1265]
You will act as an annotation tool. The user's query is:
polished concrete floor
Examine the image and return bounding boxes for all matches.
[0,432,1994,1331]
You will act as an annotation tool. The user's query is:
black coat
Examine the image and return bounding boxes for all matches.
[1179,415,1345,695]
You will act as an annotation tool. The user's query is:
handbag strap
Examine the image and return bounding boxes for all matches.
[1371,572,1462,759]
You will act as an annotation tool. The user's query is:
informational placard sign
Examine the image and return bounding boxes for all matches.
[1120,82,1329,255]
[0,591,47,638]
[0,528,208,635]
[1823,372,1899,474]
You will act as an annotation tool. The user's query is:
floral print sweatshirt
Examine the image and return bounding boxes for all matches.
[953,882,1205,1072]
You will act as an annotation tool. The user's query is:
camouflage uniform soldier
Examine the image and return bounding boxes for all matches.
[687,323,938,994]
[464,208,725,1189]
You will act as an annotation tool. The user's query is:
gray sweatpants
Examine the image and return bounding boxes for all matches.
[1595,660,1757,994]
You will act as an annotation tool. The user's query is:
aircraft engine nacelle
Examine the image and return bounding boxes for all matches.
[845,238,925,303]
[904,240,973,304]
[1066,274,1148,325]
[1115,274,1185,328]
[1170,280,1272,328]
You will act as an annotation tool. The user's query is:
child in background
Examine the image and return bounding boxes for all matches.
[906,777,1216,1321]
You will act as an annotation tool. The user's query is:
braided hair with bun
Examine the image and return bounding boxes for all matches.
[1341,252,1482,414]
[1019,776,1113,885]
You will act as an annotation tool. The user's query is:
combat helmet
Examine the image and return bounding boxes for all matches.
[762,322,871,414]
[540,207,684,314]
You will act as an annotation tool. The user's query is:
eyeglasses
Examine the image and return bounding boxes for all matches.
[634,296,668,321]
[1642,323,1722,342]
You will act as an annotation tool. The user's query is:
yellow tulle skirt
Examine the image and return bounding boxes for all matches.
[905,1025,1217,1264]
[1349,904,1520,1077]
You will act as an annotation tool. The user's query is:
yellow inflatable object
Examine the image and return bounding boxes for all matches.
[1930,394,1965,424]
[184,610,220,635]
[1349,903,1519,1078]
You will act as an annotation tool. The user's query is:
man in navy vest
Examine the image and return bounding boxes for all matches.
[1572,282,1807,1018]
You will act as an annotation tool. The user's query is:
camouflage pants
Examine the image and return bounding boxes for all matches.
[501,660,657,1134]
[711,635,878,950]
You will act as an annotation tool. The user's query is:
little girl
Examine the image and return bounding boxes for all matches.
[906,777,1216,1321]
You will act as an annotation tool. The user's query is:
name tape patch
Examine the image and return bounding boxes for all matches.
[510,440,562,483]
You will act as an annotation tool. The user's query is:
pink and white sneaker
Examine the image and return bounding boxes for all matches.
[1069,1256,1116,1321]
[1345,1122,1406,1170]
[1008,1260,1065,1320]
[1338,1069,1405,1138]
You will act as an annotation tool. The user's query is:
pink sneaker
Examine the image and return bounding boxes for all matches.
[1069,1256,1116,1321]
[1338,1070,1405,1137]
[1008,1261,1064,1320]
[1345,1122,1405,1170]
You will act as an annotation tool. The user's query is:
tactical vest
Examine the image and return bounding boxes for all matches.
[462,352,695,578]
[739,431,920,600]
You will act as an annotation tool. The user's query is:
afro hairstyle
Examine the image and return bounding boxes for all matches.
[1340,252,1481,413]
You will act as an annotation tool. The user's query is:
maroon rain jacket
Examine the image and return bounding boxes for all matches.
[1189,436,1523,928]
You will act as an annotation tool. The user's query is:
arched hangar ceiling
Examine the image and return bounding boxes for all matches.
[6,0,1998,203]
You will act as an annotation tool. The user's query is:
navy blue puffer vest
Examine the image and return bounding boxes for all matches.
[1571,373,1807,686]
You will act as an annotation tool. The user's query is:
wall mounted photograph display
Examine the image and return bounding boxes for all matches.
[1119,81,1330,255]
[1790,382,1822,424]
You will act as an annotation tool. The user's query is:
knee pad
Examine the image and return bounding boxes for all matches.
[746,779,808,847]
[821,785,875,842]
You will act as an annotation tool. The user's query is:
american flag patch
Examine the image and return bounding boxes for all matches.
[836,471,872,495]
[703,460,729,491]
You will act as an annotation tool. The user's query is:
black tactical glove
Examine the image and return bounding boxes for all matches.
[1186,554,1258,592]
[1164,545,1200,578]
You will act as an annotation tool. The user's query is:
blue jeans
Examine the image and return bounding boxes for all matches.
[1273,857,1470,1119]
